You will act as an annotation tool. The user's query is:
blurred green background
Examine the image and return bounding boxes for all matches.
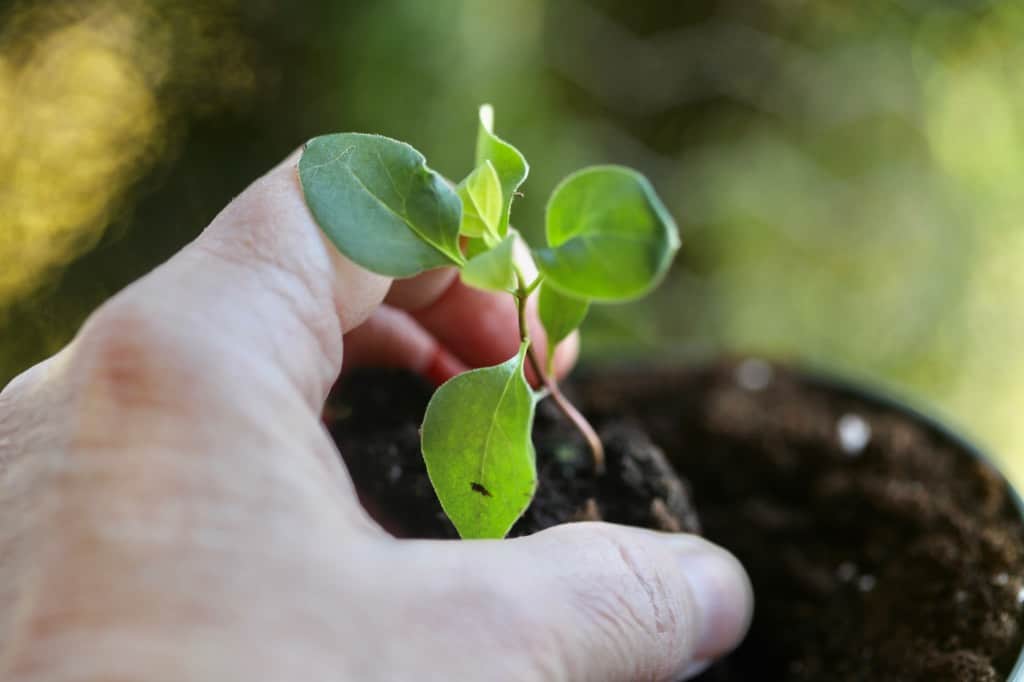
[3,0,1024,480]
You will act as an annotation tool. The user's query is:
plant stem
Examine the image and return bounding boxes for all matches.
[513,269,605,474]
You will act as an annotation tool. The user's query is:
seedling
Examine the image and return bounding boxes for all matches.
[299,105,679,539]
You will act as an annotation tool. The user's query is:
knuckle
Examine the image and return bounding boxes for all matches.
[71,299,201,418]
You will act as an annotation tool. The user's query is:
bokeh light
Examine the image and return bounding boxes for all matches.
[0,1,161,312]
[3,0,1024,481]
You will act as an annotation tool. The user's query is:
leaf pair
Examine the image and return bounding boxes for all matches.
[534,166,679,371]
[457,104,528,242]
[298,110,678,302]
[297,104,681,541]
[457,105,531,294]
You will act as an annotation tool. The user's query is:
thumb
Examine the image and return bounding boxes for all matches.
[401,523,753,681]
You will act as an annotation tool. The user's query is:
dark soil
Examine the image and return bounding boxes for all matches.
[326,360,1024,681]
[328,369,700,539]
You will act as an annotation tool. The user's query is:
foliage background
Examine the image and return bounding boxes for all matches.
[3,0,1024,480]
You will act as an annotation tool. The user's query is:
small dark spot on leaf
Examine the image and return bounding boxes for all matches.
[471,482,493,497]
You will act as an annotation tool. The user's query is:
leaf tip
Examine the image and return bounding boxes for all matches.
[479,103,495,133]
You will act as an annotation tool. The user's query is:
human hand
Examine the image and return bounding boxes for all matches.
[0,150,752,681]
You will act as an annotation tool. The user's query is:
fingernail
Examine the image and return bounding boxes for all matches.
[681,544,753,660]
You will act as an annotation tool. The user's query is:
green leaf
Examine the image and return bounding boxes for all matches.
[533,166,680,301]
[462,236,489,259]
[421,343,538,539]
[299,133,464,278]
[475,104,528,235]
[538,282,590,360]
[461,233,517,293]
[457,160,502,241]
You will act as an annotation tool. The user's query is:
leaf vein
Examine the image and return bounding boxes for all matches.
[477,365,521,485]
[345,164,456,264]
[302,145,355,176]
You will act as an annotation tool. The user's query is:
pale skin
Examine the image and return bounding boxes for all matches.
[0,151,752,681]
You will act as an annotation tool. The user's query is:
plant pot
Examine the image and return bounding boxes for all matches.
[327,358,1024,681]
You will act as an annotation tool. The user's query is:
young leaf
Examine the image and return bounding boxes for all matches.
[475,104,528,235]
[460,233,517,293]
[421,343,538,539]
[538,282,590,361]
[462,236,490,259]
[299,133,464,277]
[533,166,680,301]
[457,160,502,241]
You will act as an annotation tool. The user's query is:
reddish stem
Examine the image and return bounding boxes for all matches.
[514,270,604,475]
[525,345,605,474]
